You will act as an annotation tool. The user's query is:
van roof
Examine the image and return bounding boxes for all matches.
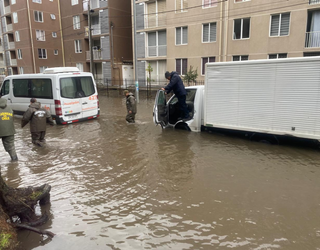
[43,67,80,74]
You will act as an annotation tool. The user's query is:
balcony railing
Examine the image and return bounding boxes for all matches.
[146,15,167,29]
[4,5,11,14]
[9,42,15,50]
[10,59,17,66]
[6,24,13,32]
[305,31,320,48]
[86,50,102,60]
[147,45,167,57]
[309,0,320,4]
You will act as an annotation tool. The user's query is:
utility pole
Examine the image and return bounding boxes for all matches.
[133,0,139,103]
[88,3,94,74]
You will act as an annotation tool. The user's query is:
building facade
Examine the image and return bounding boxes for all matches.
[0,0,133,86]
[134,0,320,85]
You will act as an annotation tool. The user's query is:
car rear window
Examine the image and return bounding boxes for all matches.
[60,76,95,99]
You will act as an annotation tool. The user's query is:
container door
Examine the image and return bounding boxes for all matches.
[153,90,168,127]
[59,77,82,121]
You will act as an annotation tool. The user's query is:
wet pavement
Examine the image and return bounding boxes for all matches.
[1,91,320,249]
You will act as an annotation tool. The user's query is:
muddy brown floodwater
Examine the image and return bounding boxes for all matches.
[1,91,320,250]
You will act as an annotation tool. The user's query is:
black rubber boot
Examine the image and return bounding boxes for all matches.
[8,150,18,162]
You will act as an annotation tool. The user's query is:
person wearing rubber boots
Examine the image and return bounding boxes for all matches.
[0,96,18,161]
[21,98,54,146]
[124,90,137,123]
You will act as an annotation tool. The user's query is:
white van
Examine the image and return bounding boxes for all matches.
[0,67,100,125]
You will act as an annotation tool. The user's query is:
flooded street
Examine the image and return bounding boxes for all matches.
[1,91,320,250]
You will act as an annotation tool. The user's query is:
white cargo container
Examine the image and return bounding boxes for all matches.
[154,56,320,142]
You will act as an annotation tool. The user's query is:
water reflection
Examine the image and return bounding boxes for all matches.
[0,93,320,249]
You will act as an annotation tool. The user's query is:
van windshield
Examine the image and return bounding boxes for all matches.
[60,77,95,99]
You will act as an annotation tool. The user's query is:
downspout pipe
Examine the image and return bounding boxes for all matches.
[26,0,36,73]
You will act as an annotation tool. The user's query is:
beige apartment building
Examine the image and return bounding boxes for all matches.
[0,0,132,85]
[134,0,320,85]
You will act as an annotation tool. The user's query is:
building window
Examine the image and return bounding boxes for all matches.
[17,49,22,59]
[176,27,188,45]
[176,58,187,75]
[305,10,320,48]
[36,30,45,41]
[33,0,42,3]
[76,63,83,72]
[203,22,216,42]
[52,32,57,38]
[19,67,24,74]
[73,16,80,30]
[50,14,56,20]
[11,0,16,4]
[147,60,167,82]
[176,0,188,12]
[54,49,58,55]
[148,30,167,57]
[233,18,250,39]
[269,53,287,59]
[39,66,48,73]
[202,57,215,75]
[235,0,250,2]
[71,0,79,5]
[304,52,320,56]
[38,49,47,59]
[75,40,82,53]
[270,13,290,37]
[34,11,43,22]
[203,0,217,8]
[13,12,18,23]
[15,31,20,42]
[309,0,320,4]
[233,55,248,61]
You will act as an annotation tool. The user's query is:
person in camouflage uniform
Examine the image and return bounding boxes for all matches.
[124,90,137,123]
[0,96,18,161]
[21,98,54,147]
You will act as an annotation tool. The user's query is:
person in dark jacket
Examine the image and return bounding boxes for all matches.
[162,71,190,121]
[21,98,54,146]
[124,90,137,123]
[0,96,18,161]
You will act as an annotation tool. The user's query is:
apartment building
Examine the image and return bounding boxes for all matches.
[0,0,64,75]
[0,0,133,85]
[59,0,132,84]
[133,0,320,85]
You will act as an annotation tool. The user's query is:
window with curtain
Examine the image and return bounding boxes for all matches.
[176,27,188,45]
[13,12,18,23]
[38,48,47,59]
[176,58,187,75]
[203,0,217,8]
[202,57,215,75]
[306,10,320,47]
[15,31,20,42]
[34,11,43,22]
[75,40,82,53]
[233,55,248,61]
[270,13,290,36]
[17,49,22,59]
[233,18,250,39]
[36,30,45,41]
[203,22,216,42]
[71,0,79,5]
[73,15,80,30]
[269,53,287,59]
[176,0,188,12]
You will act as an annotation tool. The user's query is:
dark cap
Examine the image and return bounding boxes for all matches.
[30,98,37,103]
[165,71,171,79]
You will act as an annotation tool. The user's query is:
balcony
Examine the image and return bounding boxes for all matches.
[147,45,167,57]
[86,50,102,60]
[6,24,13,32]
[309,0,320,4]
[10,59,17,66]
[305,31,320,48]
[4,5,11,14]
[9,42,15,50]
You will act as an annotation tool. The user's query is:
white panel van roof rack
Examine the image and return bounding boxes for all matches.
[43,67,80,74]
